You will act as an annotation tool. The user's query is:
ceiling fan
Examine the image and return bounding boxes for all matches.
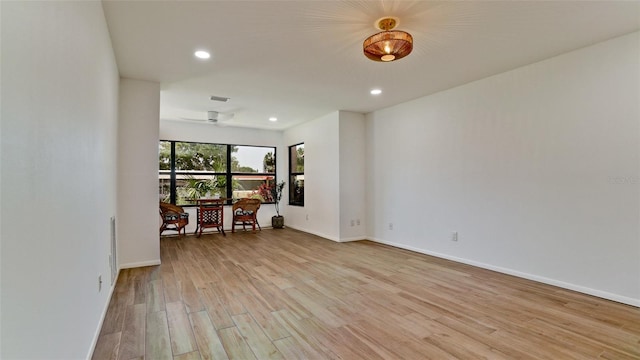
[180,110,235,125]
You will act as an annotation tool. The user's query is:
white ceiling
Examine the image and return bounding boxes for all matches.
[102,1,640,130]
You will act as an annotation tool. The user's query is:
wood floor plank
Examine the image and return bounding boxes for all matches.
[271,309,339,359]
[91,331,121,360]
[117,303,146,360]
[348,318,447,359]
[100,271,135,335]
[245,279,288,312]
[99,294,129,336]
[489,321,597,359]
[147,279,166,313]
[235,293,291,341]
[340,324,425,360]
[198,287,235,330]
[272,336,324,360]
[525,317,638,358]
[435,314,555,359]
[174,351,202,360]
[283,287,345,328]
[252,264,295,290]
[132,270,148,305]
[162,264,182,304]
[232,313,284,359]
[181,257,210,290]
[206,281,247,316]
[262,287,312,320]
[218,326,258,360]
[95,229,640,360]
[189,311,229,360]
[166,301,198,355]
[296,316,367,360]
[599,348,640,360]
[179,279,206,314]
[146,311,173,360]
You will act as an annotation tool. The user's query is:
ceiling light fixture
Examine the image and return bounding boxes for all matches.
[194,50,210,59]
[269,117,278,122]
[370,89,382,95]
[363,17,413,62]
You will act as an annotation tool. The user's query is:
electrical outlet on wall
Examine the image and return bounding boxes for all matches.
[350,220,355,227]
[452,231,458,242]
[389,223,393,230]
[356,219,360,226]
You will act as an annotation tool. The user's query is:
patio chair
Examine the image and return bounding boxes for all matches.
[232,198,261,233]
[159,202,189,237]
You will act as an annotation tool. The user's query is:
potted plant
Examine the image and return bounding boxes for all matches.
[270,181,285,228]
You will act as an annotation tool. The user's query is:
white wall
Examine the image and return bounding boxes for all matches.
[159,119,284,231]
[366,31,640,305]
[160,119,283,147]
[118,79,161,268]
[339,111,367,241]
[283,112,341,240]
[1,1,119,358]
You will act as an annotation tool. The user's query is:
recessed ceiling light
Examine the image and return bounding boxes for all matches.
[370,89,382,95]
[194,50,210,59]
[269,117,278,122]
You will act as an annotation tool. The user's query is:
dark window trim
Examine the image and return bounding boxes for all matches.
[288,142,304,207]
[170,141,176,204]
[160,140,277,207]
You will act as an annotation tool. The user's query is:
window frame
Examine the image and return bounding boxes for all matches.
[288,142,304,206]
[159,140,277,206]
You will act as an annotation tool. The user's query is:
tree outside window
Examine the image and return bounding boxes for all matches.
[159,141,276,205]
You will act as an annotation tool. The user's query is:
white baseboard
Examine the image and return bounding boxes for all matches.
[284,224,341,242]
[119,259,161,269]
[86,268,121,360]
[366,237,640,307]
[338,236,366,243]
[284,225,364,243]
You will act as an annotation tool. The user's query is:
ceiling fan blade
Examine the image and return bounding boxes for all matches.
[217,113,235,122]
[177,111,234,125]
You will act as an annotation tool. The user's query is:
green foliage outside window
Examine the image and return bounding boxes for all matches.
[294,146,304,172]
[160,141,277,205]
[289,143,304,206]
[180,175,226,201]
[263,152,275,173]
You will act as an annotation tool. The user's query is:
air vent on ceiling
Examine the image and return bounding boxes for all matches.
[210,95,230,102]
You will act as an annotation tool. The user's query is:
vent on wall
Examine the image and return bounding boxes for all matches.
[110,216,117,285]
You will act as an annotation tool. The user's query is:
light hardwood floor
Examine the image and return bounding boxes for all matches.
[93,228,640,360]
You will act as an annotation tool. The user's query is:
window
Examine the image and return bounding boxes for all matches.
[231,146,276,201]
[159,141,276,206]
[289,143,304,206]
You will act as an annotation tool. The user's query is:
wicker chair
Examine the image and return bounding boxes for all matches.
[159,202,189,237]
[232,198,261,233]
